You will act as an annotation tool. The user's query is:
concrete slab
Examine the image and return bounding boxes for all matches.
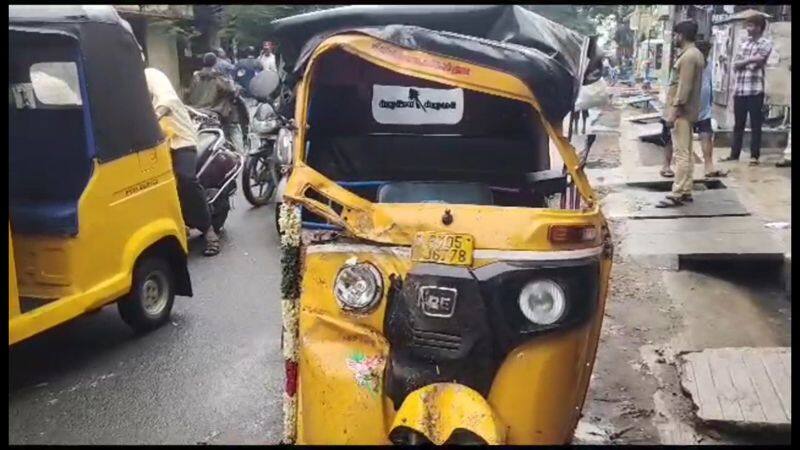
[627,112,662,124]
[615,216,787,269]
[678,348,791,430]
[612,165,712,187]
[603,189,749,220]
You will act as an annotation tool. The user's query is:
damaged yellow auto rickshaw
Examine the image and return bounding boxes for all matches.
[270,5,612,445]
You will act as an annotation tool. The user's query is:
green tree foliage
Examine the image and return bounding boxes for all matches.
[524,5,634,37]
[214,5,636,54]
[224,5,342,48]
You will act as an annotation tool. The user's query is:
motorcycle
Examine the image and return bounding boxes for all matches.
[242,71,296,231]
[186,105,246,232]
[241,99,285,207]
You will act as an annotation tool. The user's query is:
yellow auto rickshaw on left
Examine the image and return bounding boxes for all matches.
[9,5,192,346]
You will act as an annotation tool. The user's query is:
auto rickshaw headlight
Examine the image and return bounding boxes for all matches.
[518,279,566,325]
[334,262,383,312]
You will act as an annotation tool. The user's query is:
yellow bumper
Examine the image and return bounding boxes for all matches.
[389,383,506,445]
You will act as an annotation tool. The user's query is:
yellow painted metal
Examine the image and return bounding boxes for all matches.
[286,164,604,251]
[487,259,612,444]
[289,33,613,445]
[9,225,20,319]
[390,383,507,445]
[295,249,611,444]
[296,251,399,444]
[9,140,187,345]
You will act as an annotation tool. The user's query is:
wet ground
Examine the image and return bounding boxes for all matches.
[8,192,285,445]
[9,97,790,446]
[573,102,791,445]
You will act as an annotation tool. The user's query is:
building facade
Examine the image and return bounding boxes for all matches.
[113,5,194,92]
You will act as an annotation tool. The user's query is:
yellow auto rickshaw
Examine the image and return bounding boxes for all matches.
[270,5,611,445]
[9,5,191,346]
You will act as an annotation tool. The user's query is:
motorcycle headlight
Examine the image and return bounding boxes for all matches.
[334,261,383,313]
[518,279,566,325]
[276,127,293,165]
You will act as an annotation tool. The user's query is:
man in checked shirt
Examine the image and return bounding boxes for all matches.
[722,13,773,166]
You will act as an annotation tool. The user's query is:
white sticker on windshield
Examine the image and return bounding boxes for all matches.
[372,85,464,125]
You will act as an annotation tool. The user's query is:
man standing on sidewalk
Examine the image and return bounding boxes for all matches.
[721,13,773,166]
[695,40,727,178]
[657,20,705,208]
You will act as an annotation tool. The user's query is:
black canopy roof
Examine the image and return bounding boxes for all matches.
[269,5,601,121]
[9,5,162,163]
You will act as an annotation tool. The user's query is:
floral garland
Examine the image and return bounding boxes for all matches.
[278,202,302,444]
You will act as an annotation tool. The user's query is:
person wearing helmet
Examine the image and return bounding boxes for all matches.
[234,46,264,98]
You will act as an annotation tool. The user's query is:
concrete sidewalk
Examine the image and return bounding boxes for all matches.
[589,107,791,270]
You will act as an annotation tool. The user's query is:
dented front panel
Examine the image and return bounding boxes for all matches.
[289,32,613,445]
[296,244,611,444]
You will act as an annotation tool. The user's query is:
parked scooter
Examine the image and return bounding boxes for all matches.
[186,105,245,232]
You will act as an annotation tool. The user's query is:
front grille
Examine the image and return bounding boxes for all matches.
[410,327,462,351]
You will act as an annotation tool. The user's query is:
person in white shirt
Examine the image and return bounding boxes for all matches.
[259,41,277,72]
[144,67,221,256]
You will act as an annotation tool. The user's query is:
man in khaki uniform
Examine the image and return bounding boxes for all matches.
[657,20,705,208]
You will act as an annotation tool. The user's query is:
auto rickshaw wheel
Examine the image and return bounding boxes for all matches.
[118,256,175,332]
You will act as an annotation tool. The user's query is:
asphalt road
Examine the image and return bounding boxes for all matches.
[8,192,284,445]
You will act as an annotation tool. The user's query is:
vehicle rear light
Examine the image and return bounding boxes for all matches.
[548,225,597,244]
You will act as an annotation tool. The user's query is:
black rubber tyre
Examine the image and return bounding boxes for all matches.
[118,256,175,332]
[242,154,276,207]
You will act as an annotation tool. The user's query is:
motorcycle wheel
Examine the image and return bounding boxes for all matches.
[242,153,276,207]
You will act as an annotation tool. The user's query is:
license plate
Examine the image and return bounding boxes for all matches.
[411,232,474,266]
[419,286,458,318]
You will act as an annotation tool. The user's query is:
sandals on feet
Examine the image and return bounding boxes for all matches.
[749,159,760,166]
[203,238,221,256]
[719,156,738,163]
[680,194,694,202]
[660,168,675,178]
[655,196,684,208]
[704,169,728,178]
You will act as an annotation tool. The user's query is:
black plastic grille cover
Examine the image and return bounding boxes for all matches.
[384,258,599,408]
